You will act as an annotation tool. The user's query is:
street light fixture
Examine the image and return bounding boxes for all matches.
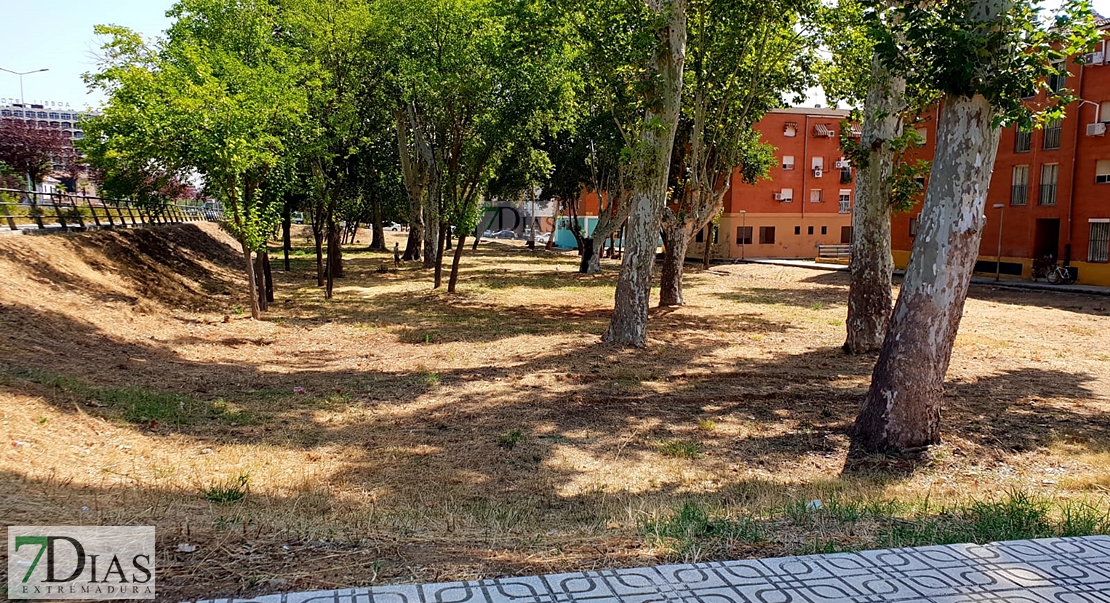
[0,67,49,107]
[993,203,1005,281]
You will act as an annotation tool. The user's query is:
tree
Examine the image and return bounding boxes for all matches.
[658,0,814,307]
[565,0,688,346]
[0,118,72,187]
[850,0,1096,454]
[83,0,307,320]
[381,0,576,292]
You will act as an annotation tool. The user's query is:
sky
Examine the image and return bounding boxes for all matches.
[2,0,1109,112]
[0,1,173,110]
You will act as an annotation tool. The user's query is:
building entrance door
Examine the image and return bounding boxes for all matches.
[1034,218,1061,260]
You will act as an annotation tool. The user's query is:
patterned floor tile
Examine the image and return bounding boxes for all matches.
[191,537,1110,603]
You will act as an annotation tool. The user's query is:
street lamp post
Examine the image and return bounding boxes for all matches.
[739,210,747,260]
[1,67,50,192]
[993,203,1005,281]
[0,67,50,107]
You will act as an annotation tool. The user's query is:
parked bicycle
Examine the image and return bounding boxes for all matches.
[1045,262,1076,285]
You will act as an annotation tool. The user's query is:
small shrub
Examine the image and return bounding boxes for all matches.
[202,473,250,504]
[696,418,717,431]
[657,439,702,459]
[498,429,525,450]
[643,501,762,562]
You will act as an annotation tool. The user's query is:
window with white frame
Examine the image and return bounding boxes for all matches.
[1012,165,1029,205]
[783,155,795,170]
[780,187,794,201]
[1040,163,1059,205]
[1097,159,1110,184]
[810,189,822,203]
[915,127,928,145]
[811,157,824,170]
[1090,220,1110,263]
[838,189,851,213]
[1101,102,1110,124]
[784,123,797,137]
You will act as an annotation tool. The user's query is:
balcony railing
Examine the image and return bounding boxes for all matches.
[1011,184,1028,206]
[1039,183,1058,206]
[838,201,851,214]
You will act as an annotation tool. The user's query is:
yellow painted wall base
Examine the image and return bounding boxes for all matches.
[892,250,1110,287]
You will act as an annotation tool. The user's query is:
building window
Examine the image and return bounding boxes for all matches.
[1090,221,1110,263]
[759,226,776,244]
[48,112,59,119]
[1044,118,1062,150]
[1040,163,1059,205]
[1096,159,1110,184]
[695,226,719,244]
[784,123,797,137]
[783,155,795,170]
[736,226,752,245]
[60,113,72,120]
[810,189,822,203]
[780,187,793,202]
[821,226,828,235]
[12,110,23,118]
[1015,127,1032,152]
[812,157,824,171]
[1102,102,1110,124]
[36,111,47,118]
[807,226,814,235]
[838,190,851,213]
[61,122,71,129]
[1048,61,1066,95]
[1011,165,1029,205]
[915,127,928,144]
[909,217,919,238]
[74,131,84,139]
[794,226,801,235]
[840,167,852,184]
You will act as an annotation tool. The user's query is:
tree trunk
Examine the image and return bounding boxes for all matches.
[370,199,385,250]
[578,238,595,274]
[254,253,269,312]
[325,217,342,299]
[844,53,905,354]
[603,1,687,347]
[701,225,712,269]
[403,227,421,262]
[851,94,1000,455]
[313,219,325,287]
[263,252,274,303]
[423,193,439,269]
[240,238,261,320]
[433,221,447,289]
[445,227,453,251]
[447,233,467,293]
[282,203,292,271]
[659,221,694,307]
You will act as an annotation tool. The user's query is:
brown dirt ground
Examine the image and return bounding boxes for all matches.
[1,223,1108,601]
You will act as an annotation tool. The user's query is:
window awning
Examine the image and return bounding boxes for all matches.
[813,124,831,137]
[849,125,862,137]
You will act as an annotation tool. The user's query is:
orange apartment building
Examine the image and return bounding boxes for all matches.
[692,107,861,260]
[890,18,1110,287]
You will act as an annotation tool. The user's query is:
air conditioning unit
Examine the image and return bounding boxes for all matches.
[1088,122,1107,136]
[1083,52,1105,65]
[813,168,823,178]
[834,159,850,169]
[773,192,783,201]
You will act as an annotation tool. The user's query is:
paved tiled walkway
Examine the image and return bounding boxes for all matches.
[199,536,1110,603]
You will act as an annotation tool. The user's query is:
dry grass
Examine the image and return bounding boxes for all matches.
[1,223,1109,601]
